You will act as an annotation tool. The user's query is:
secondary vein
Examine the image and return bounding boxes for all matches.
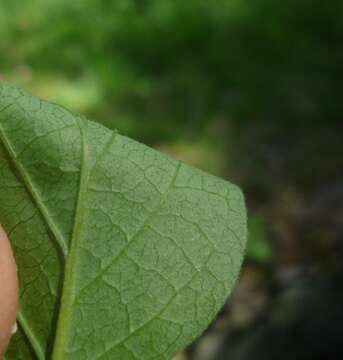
[74,161,182,299]
[18,311,45,360]
[0,122,68,257]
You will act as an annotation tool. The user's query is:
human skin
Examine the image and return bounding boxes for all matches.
[0,225,18,358]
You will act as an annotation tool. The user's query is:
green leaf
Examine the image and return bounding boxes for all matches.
[0,80,247,360]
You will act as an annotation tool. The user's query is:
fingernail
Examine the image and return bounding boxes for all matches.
[11,323,17,335]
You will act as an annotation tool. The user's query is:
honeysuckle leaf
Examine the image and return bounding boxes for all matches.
[0,80,247,360]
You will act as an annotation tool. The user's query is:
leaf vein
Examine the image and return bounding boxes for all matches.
[18,311,45,360]
[74,161,182,300]
[0,120,68,257]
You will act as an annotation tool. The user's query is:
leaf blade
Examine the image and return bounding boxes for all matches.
[0,80,247,360]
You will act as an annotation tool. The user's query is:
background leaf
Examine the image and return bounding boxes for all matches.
[0,81,247,360]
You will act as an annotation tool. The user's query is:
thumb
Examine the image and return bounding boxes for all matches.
[0,225,18,358]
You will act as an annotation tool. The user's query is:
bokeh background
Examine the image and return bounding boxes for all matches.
[1,0,343,359]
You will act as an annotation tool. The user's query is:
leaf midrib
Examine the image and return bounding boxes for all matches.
[51,119,90,360]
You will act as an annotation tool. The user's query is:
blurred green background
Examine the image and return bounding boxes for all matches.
[1,0,343,359]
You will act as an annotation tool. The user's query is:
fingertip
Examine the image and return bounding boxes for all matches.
[0,225,19,357]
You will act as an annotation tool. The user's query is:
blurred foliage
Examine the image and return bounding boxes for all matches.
[2,0,343,137]
[1,0,343,359]
[246,216,273,265]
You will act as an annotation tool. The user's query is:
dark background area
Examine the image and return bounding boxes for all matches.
[1,0,343,359]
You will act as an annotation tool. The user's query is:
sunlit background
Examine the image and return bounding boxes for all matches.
[1,0,343,359]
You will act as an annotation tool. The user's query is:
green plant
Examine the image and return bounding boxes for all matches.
[0,81,247,360]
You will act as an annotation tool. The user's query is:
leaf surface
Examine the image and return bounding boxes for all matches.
[0,81,247,360]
